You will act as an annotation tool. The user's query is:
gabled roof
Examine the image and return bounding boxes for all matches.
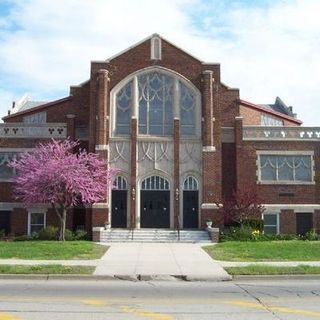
[239,98,302,125]
[106,33,207,63]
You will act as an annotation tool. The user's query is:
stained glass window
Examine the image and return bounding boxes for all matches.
[180,82,196,135]
[115,70,198,136]
[116,80,132,135]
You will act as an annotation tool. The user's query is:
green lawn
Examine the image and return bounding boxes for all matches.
[0,264,95,274]
[225,265,320,275]
[0,241,108,260]
[204,241,320,261]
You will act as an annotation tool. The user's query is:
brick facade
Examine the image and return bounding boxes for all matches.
[0,34,319,238]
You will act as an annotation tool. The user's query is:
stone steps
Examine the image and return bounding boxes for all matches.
[100,229,212,243]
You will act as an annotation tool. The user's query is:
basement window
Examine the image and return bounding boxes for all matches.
[263,213,279,234]
[28,212,46,235]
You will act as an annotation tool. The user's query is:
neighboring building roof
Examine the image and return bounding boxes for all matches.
[258,97,296,118]
[239,98,302,125]
[9,94,47,115]
[3,96,72,121]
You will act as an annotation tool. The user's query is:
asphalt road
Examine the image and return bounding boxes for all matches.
[0,279,319,319]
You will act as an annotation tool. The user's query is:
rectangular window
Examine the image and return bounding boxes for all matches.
[23,111,47,124]
[0,153,17,180]
[263,213,279,234]
[258,153,313,183]
[261,114,283,126]
[28,212,46,235]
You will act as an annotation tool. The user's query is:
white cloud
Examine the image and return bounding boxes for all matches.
[0,0,319,125]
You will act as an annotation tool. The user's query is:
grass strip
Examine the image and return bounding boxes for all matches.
[204,241,320,261]
[0,241,108,260]
[0,264,95,274]
[225,265,320,275]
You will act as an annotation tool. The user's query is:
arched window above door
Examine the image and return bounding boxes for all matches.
[113,176,128,190]
[141,176,170,190]
[183,176,198,191]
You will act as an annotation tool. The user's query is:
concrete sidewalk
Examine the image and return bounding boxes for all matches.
[94,243,231,281]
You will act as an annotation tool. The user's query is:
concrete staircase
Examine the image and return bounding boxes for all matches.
[100,229,212,243]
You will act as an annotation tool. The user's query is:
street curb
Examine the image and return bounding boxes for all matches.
[232,274,320,281]
[0,274,231,282]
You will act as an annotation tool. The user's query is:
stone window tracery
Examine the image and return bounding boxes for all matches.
[180,82,196,135]
[138,72,174,135]
[115,80,132,135]
[114,70,198,137]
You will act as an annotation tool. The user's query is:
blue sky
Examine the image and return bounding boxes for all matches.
[0,0,319,125]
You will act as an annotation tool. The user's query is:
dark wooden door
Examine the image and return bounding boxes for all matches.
[140,191,170,228]
[73,207,86,231]
[183,191,198,228]
[296,212,313,236]
[0,211,10,235]
[111,190,127,228]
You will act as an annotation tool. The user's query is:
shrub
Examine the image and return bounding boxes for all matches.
[304,229,319,241]
[242,219,264,232]
[276,234,300,241]
[0,229,5,240]
[220,226,254,241]
[73,229,88,240]
[63,229,88,241]
[37,226,58,240]
[64,229,74,241]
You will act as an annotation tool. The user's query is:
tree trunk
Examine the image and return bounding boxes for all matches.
[59,207,67,241]
[53,204,67,241]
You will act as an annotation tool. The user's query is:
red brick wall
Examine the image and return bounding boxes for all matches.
[236,140,320,204]
[11,208,28,235]
[91,208,108,228]
[280,210,296,234]
[240,105,300,126]
[221,143,236,199]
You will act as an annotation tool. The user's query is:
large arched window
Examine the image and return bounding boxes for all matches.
[138,72,173,135]
[114,69,199,137]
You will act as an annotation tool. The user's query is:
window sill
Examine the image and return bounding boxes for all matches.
[257,181,315,185]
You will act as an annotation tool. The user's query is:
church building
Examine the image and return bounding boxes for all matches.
[0,34,319,238]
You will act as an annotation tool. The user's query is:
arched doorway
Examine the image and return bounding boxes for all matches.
[140,176,170,228]
[183,176,199,228]
[111,176,128,228]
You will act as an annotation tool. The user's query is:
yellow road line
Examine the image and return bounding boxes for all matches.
[121,306,173,320]
[225,300,320,318]
[80,299,109,307]
[0,313,20,320]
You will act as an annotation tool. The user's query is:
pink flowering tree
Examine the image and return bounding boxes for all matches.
[10,139,117,241]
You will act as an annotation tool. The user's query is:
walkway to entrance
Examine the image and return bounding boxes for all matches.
[94,243,231,281]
